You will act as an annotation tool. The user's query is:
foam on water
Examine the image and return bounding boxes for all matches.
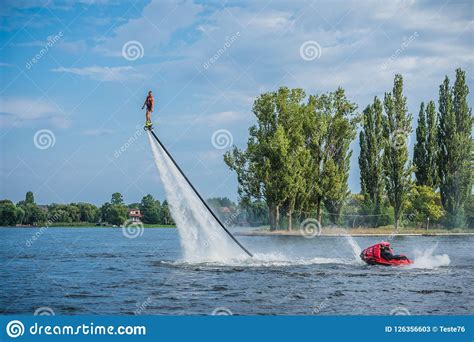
[408,244,451,269]
[160,252,354,268]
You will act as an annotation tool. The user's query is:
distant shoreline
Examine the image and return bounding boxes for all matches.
[2,225,473,236]
[236,231,474,237]
[235,227,474,237]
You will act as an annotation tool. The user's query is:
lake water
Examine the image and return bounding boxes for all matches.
[0,228,472,315]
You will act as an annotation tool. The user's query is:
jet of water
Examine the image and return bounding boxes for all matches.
[147,132,245,262]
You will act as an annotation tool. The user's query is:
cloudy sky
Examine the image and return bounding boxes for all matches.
[0,0,472,205]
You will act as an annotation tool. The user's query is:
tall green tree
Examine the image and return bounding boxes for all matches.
[301,94,329,224]
[100,201,127,226]
[111,192,124,205]
[438,68,473,227]
[359,97,385,226]
[25,191,35,204]
[107,205,128,226]
[225,90,293,230]
[17,191,45,225]
[275,87,309,230]
[140,194,160,224]
[382,74,413,230]
[414,101,438,187]
[320,88,357,224]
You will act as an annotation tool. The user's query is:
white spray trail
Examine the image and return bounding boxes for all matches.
[408,243,450,269]
[343,234,363,263]
[147,132,245,262]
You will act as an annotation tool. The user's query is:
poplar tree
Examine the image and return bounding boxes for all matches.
[414,103,428,184]
[382,74,413,230]
[275,87,309,230]
[301,89,357,225]
[359,97,385,226]
[414,101,438,187]
[438,68,473,227]
[425,101,439,187]
[321,88,357,224]
[301,95,329,224]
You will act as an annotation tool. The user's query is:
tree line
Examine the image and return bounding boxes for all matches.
[0,192,268,227]
[0,191,174,226]
[225,68,473,230]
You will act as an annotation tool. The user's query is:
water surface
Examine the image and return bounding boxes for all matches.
[0,228,472,315]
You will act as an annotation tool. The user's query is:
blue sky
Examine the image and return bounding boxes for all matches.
[0,0,472,205]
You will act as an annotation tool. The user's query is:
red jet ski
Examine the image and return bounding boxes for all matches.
[360,242,412,266]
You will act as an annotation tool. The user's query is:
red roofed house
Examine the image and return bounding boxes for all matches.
[128,209,142,223]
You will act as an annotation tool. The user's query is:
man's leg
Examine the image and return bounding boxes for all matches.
[146,110,151,123]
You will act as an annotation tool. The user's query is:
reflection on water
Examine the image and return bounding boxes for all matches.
[0,228,471,315]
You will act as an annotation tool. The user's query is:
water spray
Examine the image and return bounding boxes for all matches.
[148,130,253,257]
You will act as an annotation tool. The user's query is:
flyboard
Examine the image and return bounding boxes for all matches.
[146,126,253,257]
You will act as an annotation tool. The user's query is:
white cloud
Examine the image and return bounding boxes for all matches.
[246,11,294,31]
[204,111,249,125]
[81,128,117,136]
[0,97,70,128]
[95,0,203,58]
[51,65,145,82]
